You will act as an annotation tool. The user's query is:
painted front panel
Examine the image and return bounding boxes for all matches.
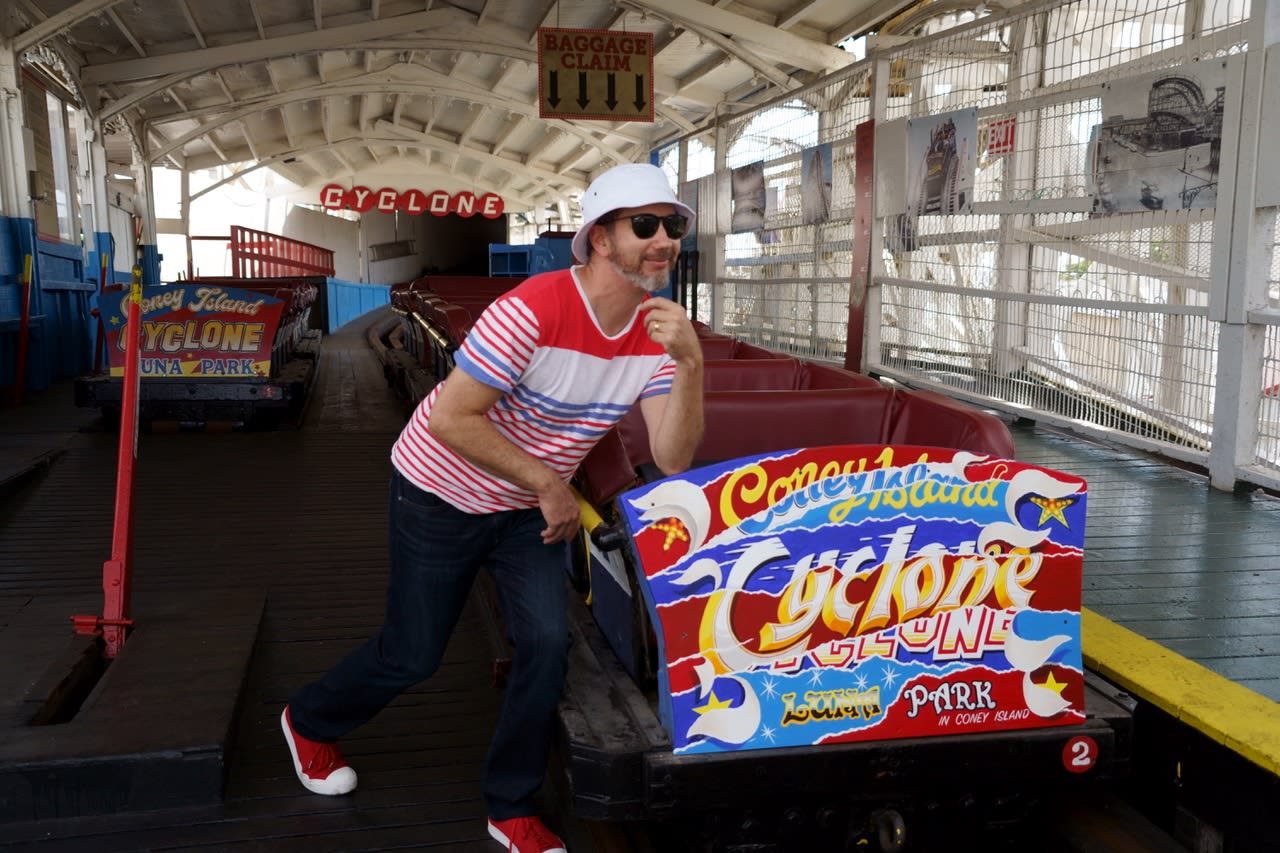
[618,445,1088,755]
[105,284,285,378]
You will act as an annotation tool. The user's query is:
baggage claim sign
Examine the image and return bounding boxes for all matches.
[619,445,1089,755]
[537,27,654,122]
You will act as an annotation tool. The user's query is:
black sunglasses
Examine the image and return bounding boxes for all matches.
[600,212,689,240]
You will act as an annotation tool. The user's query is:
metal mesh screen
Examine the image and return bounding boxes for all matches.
[655,0,1267,480]
[716,67,871,361]
[1257,321,1280,475]
[867,0,1247,460]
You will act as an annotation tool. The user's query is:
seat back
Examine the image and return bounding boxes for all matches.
[799,362,881,390]
[731,341,791,359]
[697,388,898,463]
[703,358,804,391]
[698,337,737,359]
[887,389,1015,458]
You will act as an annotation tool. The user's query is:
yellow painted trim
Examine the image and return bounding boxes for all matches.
[573,488,604,606]
[1082,608,1280,776]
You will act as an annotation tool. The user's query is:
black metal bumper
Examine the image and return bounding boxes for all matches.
[73,356,314,424]
[558,596,1134,822]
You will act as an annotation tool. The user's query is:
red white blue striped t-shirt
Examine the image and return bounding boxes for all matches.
[390,268,675,513]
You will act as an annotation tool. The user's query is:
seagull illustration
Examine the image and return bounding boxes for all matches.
[1004,629,1071,673]
[686,674,762,745]
[1023,671,1074,717]
[630,479,712,551]
[1006,624,1075,718]
[978,468,1083,552]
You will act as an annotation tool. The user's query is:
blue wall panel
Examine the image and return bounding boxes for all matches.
[36,238,94,381]
[326,278,391,332]
[0,217,45,393]
[0,220,97,395]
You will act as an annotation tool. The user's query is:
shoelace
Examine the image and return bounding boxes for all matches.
[304,743,344,774]
[510,820,561,852]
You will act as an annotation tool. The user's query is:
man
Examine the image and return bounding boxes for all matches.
[280,162,704,853]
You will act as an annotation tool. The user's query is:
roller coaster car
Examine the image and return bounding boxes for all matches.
[75,277,320,426]
[558,380,1133,845]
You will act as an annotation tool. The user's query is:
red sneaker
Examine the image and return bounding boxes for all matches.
[487,816,567,853]
[280,706,357,795]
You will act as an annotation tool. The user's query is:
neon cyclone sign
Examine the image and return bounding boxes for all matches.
[320,184,504,218]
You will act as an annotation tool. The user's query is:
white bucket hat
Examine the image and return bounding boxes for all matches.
[571,163,695,263]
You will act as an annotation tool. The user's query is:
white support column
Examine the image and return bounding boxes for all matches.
[0,39,30,219]
[864,53,892,373]
[131,119,160,282]
[711,121,728,332]
[82,113,111,238]
[181,167,191,279]
[991,14,1043,379]
[1207,1,1280,489]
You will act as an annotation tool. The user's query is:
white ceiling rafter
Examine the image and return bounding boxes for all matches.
[457,104,488,149]
[522,129,562,168]
[615,2,794,92]
[241,119,261,161]
[82,8,472,85]
[105,7,145,58]
[373,119,585,191]
[178,0,206,49]
[829,0,918,43]
[13,0,883,218]
[490,114,525,157]
[625,0,852,73]
[14,0,122,53]
[778,0,822,31]
[98,36,534,121]
[142,73,640,166]
[421,96,440,135]
[248,0,266,39]
[556,143,594,176]
[279,105,297,149]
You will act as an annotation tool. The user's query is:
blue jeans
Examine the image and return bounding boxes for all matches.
[289,469,571,820]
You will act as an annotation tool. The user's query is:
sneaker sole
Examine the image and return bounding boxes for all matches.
[280,708,357,796]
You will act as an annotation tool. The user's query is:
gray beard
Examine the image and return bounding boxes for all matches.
[610,257,669,293]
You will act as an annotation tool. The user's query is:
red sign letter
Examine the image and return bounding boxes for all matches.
[375,187,399,214]
[320,183,347,209]
[427,190,451,216]
[453,191,477,217]
[480,193,505,219]
[347,186,377,213]
[398,189,428,215]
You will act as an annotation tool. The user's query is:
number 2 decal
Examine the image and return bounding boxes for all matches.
[1063,735,1098,773]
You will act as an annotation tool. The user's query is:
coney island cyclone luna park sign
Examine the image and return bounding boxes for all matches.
[320,184,505,218]
[619,444,1090,755]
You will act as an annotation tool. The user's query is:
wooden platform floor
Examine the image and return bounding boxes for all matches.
[1014,425,1280,702]
[0,310,1275,850]
[0,311,552,851]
